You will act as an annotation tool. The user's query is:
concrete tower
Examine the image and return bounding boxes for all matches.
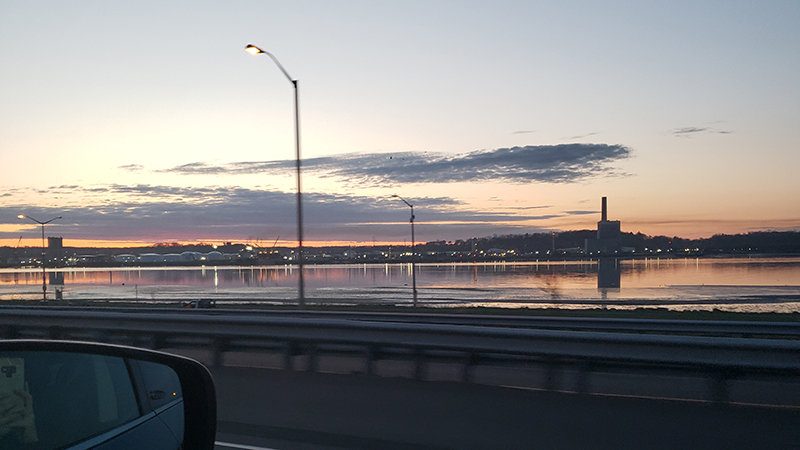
[585,197,621,255]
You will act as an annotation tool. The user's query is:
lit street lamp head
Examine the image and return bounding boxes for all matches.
[391,194,413,209]
[245,44,264,55]
[245,43,295,84]
[18,214,63,225]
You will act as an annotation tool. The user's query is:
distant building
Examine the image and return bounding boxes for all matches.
[139,253,165,263]
[180,251,201,262]
[114,254,137,264]
[206,251,223,261]
[585,197,622,255]
[163,254,182,262]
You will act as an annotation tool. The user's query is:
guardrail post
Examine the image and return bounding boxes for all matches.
[90,331,110,344]
[211,340,226,368]
[307,344,318,372]
[0,326,18,340]
[47,326,64,340]
[283,343,295,371]
[711,372,731,404]
[364,346,377,375]
[414,348,426,380]
[545,357,560,391]
[576,361,592,394]
[151,334,165,350]
[462,352,478,383]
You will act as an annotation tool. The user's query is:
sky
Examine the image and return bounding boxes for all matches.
[1,1,799,248]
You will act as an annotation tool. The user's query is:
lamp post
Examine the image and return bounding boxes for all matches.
[245,43,305,307]
[18,214,62,301]
[391,195,417,307]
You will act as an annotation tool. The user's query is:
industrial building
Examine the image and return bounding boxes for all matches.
[585,197,622,255]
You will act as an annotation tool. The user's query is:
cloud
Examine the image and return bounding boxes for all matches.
[2,185,568,243]
[512,130,536,134]
[499,205,552,211]
[565,132,599,140]
[160,144,632,186]
[672,127,708,136]
[118,164,144,172]
[671,127,733,137]
[157,161,292,176]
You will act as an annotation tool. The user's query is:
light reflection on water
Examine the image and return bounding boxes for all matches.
[0,258,799,312]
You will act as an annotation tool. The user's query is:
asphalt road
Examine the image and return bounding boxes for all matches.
[208,366,800,450]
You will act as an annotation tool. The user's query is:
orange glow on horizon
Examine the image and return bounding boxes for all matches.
[1,238,425,249]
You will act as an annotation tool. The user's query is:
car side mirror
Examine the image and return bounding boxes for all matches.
[0,340,216,450]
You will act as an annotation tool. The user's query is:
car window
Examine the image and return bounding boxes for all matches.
[0,351,140,450]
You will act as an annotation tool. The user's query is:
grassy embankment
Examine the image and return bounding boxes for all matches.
[7,298,799,322]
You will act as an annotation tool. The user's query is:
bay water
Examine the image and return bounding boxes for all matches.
[1,257,799,312]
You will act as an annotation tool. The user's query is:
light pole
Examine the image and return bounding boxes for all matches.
[245,43,305,307]
[18,214,62,301]
[392,195,417,307]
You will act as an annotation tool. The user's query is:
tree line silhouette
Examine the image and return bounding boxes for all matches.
[422,230,800,256]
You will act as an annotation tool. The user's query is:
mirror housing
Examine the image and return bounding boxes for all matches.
[0,340,216,450]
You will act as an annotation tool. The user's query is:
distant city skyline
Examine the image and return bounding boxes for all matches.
[2,1,798,247]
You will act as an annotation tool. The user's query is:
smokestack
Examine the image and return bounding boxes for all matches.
[601,197,608,222]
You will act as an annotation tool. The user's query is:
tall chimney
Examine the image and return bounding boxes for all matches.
[601,197,608,222]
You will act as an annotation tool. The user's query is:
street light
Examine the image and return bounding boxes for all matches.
[18,214,62,301]
[245,43,305,307]
[391,195,417,307]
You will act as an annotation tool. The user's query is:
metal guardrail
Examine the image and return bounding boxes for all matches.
[1,307,798,404]
[201,309,800,338]
[6,305,800,338]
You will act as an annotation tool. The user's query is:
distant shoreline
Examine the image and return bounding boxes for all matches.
[5,252,800,271]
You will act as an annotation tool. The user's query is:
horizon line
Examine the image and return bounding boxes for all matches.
[4,228,800,250]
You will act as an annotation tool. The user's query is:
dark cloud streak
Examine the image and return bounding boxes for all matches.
[671,126,733,137]
[566,132,599,140]
[160,144,632,186]
[118,164,144,172]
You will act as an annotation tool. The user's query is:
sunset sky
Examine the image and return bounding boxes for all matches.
[1,1,798,247]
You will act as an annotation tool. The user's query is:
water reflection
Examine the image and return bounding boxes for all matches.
[597,258,621,290]
[0,258,798,312]
[48,272,65,286]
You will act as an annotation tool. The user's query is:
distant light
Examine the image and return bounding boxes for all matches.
[245,44,263,55]
[17,214,24,219]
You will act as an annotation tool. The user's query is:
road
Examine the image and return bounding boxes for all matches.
[208,365,800,450]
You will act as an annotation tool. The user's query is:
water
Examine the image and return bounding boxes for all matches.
[1,257,799,312]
